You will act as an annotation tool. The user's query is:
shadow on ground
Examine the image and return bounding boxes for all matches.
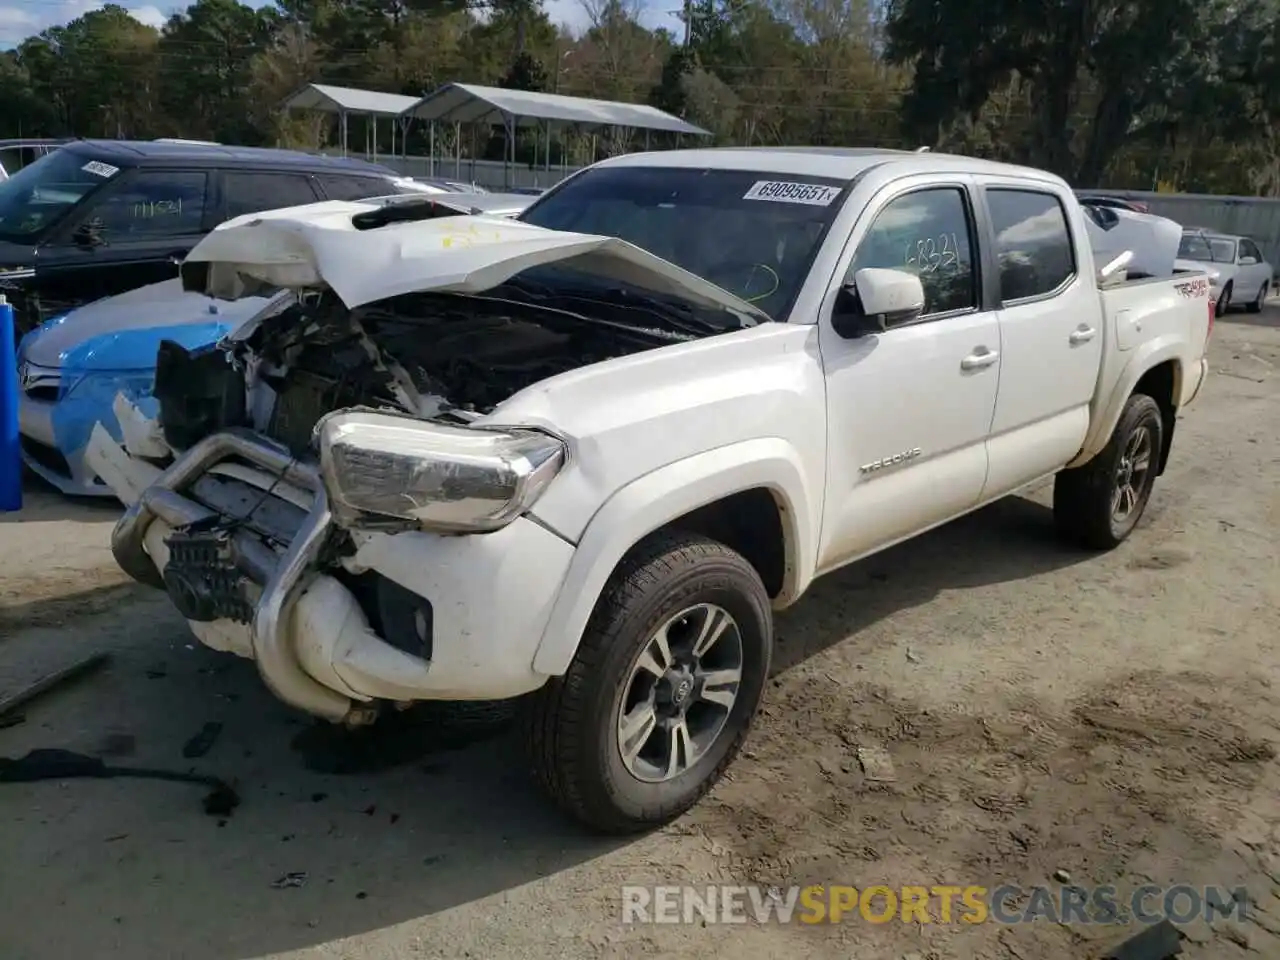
[772,493,1090,673]
[0,581,147,635]
[0,473,124,525]
[0,493,1092,960]
[1215,300,1280,329]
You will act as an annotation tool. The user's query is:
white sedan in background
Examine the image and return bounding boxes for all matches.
[1175,229,1273,316]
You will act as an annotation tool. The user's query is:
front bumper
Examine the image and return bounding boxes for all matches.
[92,427,574,722]
[19,391,115,496]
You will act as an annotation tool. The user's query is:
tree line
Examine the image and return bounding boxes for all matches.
[3,0,1279,195]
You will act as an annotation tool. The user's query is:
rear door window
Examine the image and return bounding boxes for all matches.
[222,172,321,220]
[316,174,395,202]
[986,189,1076,302]
[84,169,209,240]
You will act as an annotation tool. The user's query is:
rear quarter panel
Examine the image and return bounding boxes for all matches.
[1069,272,1211,466]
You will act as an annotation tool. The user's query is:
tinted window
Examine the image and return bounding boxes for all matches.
[987,189,1075,301]
[1178,233,1213,261]
[1209,238,1236,263]
[223,172,319,220]
[847,187,976,316]
[86,170,208,240]
[519,166,846,321]
[317,174,394,202]
[0,148,114,241]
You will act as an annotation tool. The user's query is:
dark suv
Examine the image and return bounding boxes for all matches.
[0,139,423,333]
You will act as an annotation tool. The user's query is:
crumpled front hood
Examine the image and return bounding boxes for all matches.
[182,201,769,326]
[20,278,275,369]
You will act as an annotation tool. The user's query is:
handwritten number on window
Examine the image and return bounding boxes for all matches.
[904,233,960,274]
[132,198,183,219]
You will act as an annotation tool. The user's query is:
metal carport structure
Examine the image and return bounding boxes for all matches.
[281,83,422,160]
[399,82,712,187]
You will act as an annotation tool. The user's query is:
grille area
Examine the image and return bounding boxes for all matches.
[20,436,72,479]
[264,369,383,455]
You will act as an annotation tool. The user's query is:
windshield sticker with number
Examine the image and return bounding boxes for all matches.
[82,161,120,178]
[743,181,841,206]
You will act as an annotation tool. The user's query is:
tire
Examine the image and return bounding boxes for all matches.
[1247,282,1268,314]
[1215,282,1232,318]
[1054,393,1164,550]
[524,530,773,834]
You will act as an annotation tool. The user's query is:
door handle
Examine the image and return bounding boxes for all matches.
[1069,326,1097,344]
[960,349,999,370]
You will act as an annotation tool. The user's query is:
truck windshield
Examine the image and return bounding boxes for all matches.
[518,166,848,321]
[0,148,116,243]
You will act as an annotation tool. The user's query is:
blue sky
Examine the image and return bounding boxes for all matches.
[1,0,680,48]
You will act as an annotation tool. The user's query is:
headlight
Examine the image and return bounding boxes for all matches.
[1207,270,1221,285]
[316,409,567,532]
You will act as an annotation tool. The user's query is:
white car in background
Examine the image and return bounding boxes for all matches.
[1175,229,1273,316]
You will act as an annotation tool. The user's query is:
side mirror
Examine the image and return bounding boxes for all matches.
[832,267,926,338]
[1240,256,1258,266]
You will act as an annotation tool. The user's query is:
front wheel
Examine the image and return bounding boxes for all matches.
[1215,282,1233,318]
[524,531,773,834]
[1247,282,1268,314]
[1053,393,1164,550]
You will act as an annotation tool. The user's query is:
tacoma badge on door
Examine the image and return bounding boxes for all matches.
[859,447,923,474]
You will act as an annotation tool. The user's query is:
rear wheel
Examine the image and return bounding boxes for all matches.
[524,530,772,834]
[1247,282,1268,314]
[1054,393,1164,550]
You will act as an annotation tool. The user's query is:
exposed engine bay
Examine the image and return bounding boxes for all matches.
[141,284,711,659]
[154,288,689,455]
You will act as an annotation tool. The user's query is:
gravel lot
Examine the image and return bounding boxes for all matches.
[2,305,1278,960]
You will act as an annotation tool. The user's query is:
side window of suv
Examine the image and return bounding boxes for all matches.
[986,189,1076,302]
[85,170,209,240]
[317,174,395,202]
[848,187,977,316]
[222,172,320,220]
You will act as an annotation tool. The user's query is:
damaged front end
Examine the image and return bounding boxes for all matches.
[92,207,763,724]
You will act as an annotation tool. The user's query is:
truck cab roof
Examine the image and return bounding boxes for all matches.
[595,146,1067,187]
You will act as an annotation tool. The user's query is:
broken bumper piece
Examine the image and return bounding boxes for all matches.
[91,427,574,723]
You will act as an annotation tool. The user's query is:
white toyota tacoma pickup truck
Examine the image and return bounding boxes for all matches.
[86,148,1214,834]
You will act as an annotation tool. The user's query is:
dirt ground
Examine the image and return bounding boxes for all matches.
[1,304,1278,960]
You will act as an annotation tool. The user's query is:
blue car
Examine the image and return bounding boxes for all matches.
[17,278,273,496]
[15,190,532,497]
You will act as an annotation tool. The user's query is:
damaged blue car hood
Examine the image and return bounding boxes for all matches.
[20,277,273,370]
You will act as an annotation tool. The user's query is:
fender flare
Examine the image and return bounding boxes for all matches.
[1067,337,1184,469]
[530,438,817,677]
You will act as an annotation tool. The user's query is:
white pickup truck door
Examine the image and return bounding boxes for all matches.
[975,181,1103,496]
[815,177,1001,573]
